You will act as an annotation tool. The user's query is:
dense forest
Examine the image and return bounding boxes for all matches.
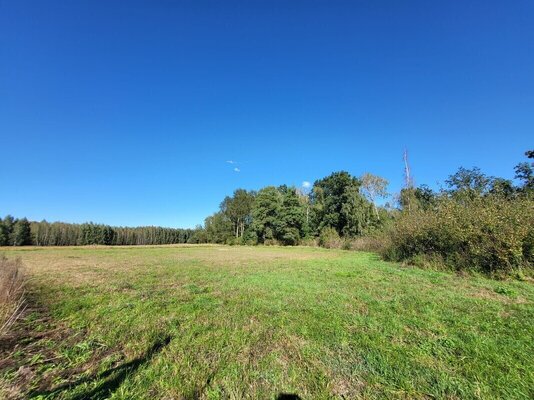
[2,150,532,276]
[0,218,195,246]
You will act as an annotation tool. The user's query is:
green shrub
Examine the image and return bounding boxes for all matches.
[264,239,280,246]
[300,236,318,247]
[383,196,534,275]
[319,227,342,249]
[281,227,300,246]
[225,237,238,246]
[341,239,353,250]
[242,230,258,245]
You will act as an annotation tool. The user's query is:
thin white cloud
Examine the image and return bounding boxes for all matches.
[302,181,311,188]
[234,167,240,172]
[226,160,236,164]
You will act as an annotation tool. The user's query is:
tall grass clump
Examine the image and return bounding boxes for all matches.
[382,196,534,276]
[343,235,391,253]
[0,256,26,337]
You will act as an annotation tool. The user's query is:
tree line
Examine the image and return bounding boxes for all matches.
[193,171,392,245]
[190,149,533,276]
[0,218,195,246]
[2,150,532,277]
[0,168,394,247]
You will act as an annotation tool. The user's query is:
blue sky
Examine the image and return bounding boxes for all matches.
[1,1,532,228]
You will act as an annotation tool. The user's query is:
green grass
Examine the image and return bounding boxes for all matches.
[1,245,534,399]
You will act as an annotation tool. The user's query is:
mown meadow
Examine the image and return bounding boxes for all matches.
[1,245,533,399]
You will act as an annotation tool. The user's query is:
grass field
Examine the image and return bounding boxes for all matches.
[1,245,533,399]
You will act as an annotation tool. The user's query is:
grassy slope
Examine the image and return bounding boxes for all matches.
[1,245,533,399]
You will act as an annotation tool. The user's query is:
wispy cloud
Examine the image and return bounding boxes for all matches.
[226,160,242,172]
[302,181,311,188]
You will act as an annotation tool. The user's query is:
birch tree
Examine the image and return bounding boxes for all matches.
[360,173,389,220]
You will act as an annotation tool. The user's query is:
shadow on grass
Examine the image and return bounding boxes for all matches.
[31,335,172,400]
[276,394,302,400]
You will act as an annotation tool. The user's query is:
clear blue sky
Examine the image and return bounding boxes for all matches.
[1,1,532,228]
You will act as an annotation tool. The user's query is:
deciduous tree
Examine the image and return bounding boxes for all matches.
[12,218,32,246]
[360,173,389,220]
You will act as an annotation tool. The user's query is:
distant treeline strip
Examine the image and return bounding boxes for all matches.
[0,217,195,246]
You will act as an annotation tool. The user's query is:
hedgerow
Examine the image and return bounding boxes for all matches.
[382,195,534,276]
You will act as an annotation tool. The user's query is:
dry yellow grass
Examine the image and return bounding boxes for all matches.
[0,256,26,338]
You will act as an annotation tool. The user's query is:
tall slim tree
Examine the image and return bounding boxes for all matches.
[360,173,389,220]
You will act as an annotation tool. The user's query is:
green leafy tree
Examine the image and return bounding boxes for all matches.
[399,185,436,211]
[2,215,15,245]
[489,178,515,199]
[252,186,282,243]
[275,186,307,245]
[340,184,375,236]
[0,218,9,246]
[187,225,208,244]
[204,212,234,243]
[445,167,491,200]
[360,173,389,220]
[515,150,534,192]
[310,171,373,237]
[12,218,32,246]
[221,189,255,238]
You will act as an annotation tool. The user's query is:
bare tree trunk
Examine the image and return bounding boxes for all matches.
[403,149,413,212]
[373,203,380,220]
[403,149,412,188]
